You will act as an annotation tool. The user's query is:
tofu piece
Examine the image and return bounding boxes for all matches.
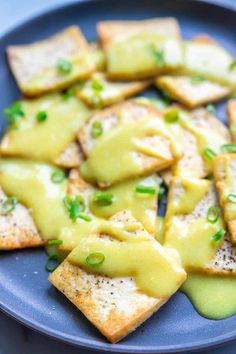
[77,72,150,108]
[55,142,84,168]
[0,188,44,250]
[90,42,106,72]
[78,101,180,187]
[0,94,91,165]
[49,210,186,343]
[67,168,158,235]
[164,177,228,273]
[97,18,182,80]
[214,154,236,244]
[227,99,236,141]
[155,75,230,108]
[7,26,95,96]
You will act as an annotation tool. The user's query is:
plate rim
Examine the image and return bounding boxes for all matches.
[1,0,236,352]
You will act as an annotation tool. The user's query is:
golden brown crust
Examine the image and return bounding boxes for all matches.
[0,188,44,250]
[55,142,84,168]
[227,99,236,142]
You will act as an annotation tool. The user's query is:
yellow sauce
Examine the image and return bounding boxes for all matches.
[218,157,236,221]
[107,33,182,77]
[0,94,91,163]
[68,233,186,299]
[165,178,224,269]
[81,116,180,185]
[182,273,236,319]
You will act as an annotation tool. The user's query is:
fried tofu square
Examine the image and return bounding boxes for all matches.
[164,177,233,274]
[97,18,182,80]
[155,75,230,108]
[227,99,236,142]
[0,93,91,166]
[78,100,181,187]
[7,26,95,96]
[77,72,150,108]
[89,42,106,72]
[49,210,186,343]
[214,154,236,244]
[0,188,44,250]
[67,168,158,235]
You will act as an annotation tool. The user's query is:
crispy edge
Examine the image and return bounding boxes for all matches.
[55,142,84,168]
[227,99,236,142]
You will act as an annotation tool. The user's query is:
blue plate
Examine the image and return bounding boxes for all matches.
[1,0,236,352]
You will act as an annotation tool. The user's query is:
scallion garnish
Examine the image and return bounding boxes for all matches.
[91,120,103,138]
[151,47,166,67]
[4,101,24,128]
[221,144,236,153]
[93,192,114,206]
[206,104,216,115]
[203,148,217,161]
[78,212,92,222]
[211,229,226,242]
[161,90,172,105]
[91,79,103,91]
[229,60,236,71]
[48,239,63,245]
[0,196,18,215]
[86,252,105,266]
[57,59,73,75]
[51,170,65,183]
[62,88,75,100]
[207,205,220,223]
[135,185,156,195]
[37,111,48,122]
[63,194,86,221]
[227,194,236,203]
[191,75,206,84]
[164,109,180,123]
[45,254,61,272]
[230,92,236,100]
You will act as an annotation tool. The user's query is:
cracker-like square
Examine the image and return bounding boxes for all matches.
[97,18,182,80]
[214,154,236,244]
[90,42,106,72]
[67,168,158,235]
[0,93,91,166]
[164,177,232,274]
[155,75,230,108]
[77,72,150,108]
[227,99,236,142]
[49,210,186,343]
[7,26,95,96]
[0,188,44,250]
[78,100,180,187]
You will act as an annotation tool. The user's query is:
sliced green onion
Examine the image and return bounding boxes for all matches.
[161,90,172,105]
[191,75,206,84]
[45,254,61,272]
[91,120,103,138]
[37,111,48,122]
[78,212,92,222]
[63,194,86,221]
[230,92,236,100]
[164,109,180,123]
[86,252,105,266]
[151,47,166,67]
[207,206,220,223]
[158,182,167,203]
[0,196,18,215]
[149,98,169,110]
[4,101,24,128]
[51,170,65,183]
[227,193,236,203]
[93,192,114,206]
[48,239,63,245]
[91,79,103,91]
[221,144,236,153]
[211,229,226,242]
[229,60,236,71]
[57,59,73,75]
[135,185,156,195]
[203,148,217,161]
[206,104,216,115]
